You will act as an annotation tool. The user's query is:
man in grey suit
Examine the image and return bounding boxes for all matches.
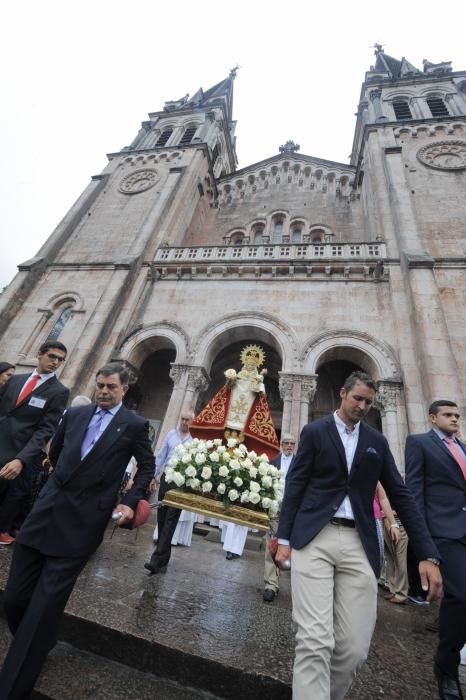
[0,363,155,700]
[406,400,466,700]
[0,341,69,544]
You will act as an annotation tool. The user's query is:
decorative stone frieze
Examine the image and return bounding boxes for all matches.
[301,375,318,403]
[375,380,403,412]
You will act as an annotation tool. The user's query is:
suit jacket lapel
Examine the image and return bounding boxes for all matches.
[81,405,129,465]
[349,422,368,474]
[429,429,466,482]
[326,416,347,469]
[13,374,58,408]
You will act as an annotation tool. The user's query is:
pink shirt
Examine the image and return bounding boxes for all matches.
[373,491,383,520]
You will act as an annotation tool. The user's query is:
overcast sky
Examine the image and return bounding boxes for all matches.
[1,0,465,287]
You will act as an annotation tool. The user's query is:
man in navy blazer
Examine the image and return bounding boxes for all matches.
[0,363,155,700]
[276,371,442,700]
[0,341,69,544]
[406,400,466,700]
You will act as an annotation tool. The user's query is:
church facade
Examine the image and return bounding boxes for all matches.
[1,49,465,467]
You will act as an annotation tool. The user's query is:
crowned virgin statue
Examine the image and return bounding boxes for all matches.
[190,345,279,458]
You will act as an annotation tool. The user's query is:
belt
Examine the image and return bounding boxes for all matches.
[330,517,355,528]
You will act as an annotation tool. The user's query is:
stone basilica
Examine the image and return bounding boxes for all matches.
[1,47,465,466]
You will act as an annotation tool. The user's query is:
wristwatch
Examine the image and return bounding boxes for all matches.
[426,557,440,566]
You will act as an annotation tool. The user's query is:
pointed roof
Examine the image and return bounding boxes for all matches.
[373,49,421,80]
[190,69,236,122]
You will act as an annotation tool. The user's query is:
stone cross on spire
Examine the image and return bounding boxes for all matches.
[279,140,300,154]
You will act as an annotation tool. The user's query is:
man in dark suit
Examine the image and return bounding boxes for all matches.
[0,363,155,700]
[275,371,443,700]
[263,432,296,602]
[405,400,466,700]
[0,341,70,544]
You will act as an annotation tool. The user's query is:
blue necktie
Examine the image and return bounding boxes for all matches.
[81,410,108,459]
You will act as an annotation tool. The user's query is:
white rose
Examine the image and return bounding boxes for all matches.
[240,491,250,503]
[217,483,226,494]
[228,489,239,501]
[259,453,269,462]
[225,369,237,380]
[182,454,191,464]
[261,497,272,509]
[201,466,212,480]
[205,440,213,449]
[258,464,268,476]
[269,503,279,518]
[165,468,175,483]
[195,453,206,465]
[233,448,243,458]
[229,459,240,471]
[249,481,261,493]
[202,481,213,493]
[192,438,200,446]
[268,465,278,476]
[249,492,260,504]
[173,471,185,487]
[227,438,238,448]
[249,467,258,478]
[248,450,257,459]
[218,465,229,477]
[233,476,243,487]
[190,478,200,490]
[243,458,252,468]
[222,452,230,463]
[217,445,226,453]
[261,475,272,488]
[185,465,197,478]
[210,451,220,463]
[238,443,248,454]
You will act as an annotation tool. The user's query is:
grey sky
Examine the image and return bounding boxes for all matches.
[1,0,465,287]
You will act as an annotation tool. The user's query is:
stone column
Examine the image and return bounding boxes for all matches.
[376,380,404,472]
[184,366,210,411]
[278,374,294,434]
[300,375,318,432]
[369,89,387,122]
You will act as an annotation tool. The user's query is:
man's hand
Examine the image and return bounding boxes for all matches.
[112,504,134,527]
[389,525,401,544]
[275,543,292,568]
[419,560,443,602]
[0,459,24,480]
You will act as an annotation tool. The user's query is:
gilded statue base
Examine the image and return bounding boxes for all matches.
[162,490,271,532]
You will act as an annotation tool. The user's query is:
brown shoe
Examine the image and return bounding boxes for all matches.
[388,594,407,605]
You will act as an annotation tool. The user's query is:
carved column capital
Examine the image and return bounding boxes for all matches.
[376,380,402,412]
[279,374,294,401]
[301,375,318,403]
[186,366,210,393]
[169,363,190,385]
[369,89,382,102]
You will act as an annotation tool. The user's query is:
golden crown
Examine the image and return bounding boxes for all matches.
[240,344,265,368]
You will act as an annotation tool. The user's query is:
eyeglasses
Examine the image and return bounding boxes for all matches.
[46,353,66,363]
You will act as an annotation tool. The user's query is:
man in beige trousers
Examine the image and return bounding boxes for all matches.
[276,371,443,700]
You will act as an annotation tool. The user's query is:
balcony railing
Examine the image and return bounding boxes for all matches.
[155,242,386,263]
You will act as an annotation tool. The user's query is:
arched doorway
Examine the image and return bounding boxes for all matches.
[198,338,283,437]
[311,358,382,431]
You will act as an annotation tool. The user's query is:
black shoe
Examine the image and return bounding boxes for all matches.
[433,662,464,699]
[263,589,276,603]
[144,561,167,575]
[225,551,239,560]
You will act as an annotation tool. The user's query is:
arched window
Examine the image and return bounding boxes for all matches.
[292,226,302,243]
[156,128,173,146]
[253,224,264,244]
[47,307,73,340]
[272,218,284,243]
[311,228,325,243]
[392,100,412,120]
[426,96,449,117]
[179,125,197,145]
[231,232,244,245]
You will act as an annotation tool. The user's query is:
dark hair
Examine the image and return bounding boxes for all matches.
[428,399,458,416]
[96,363,129,385]
[342,371,376,393]
[0,362,15,375]
[39,340,67,355]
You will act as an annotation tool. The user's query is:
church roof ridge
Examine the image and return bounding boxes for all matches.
[219,152,355,181]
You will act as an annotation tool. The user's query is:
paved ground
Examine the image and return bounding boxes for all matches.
[0,521,464,699]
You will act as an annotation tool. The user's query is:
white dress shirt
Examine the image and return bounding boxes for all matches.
[333,411,360,521]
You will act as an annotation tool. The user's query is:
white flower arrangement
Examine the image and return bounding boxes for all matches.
[165,437,283,518]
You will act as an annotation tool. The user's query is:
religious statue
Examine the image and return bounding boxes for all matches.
[190,344,280,458]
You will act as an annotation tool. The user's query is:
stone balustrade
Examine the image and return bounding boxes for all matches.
[155,242,386,264]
